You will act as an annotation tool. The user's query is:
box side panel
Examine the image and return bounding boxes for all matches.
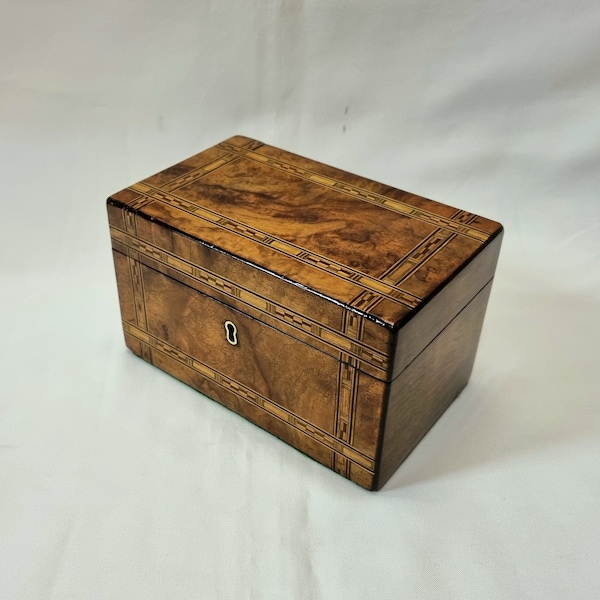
[389,230,503,378]
[377,280,494,489]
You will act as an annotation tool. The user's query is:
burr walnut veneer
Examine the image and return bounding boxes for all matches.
[107,135,503,490]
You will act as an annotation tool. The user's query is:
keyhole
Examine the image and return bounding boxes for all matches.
[224,321,238,346]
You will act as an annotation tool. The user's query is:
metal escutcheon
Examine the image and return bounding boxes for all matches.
[224,320,238,346]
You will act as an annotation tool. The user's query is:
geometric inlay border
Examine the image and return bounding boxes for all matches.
[125,185,423,311]
[217,141,491,242]
[111,226,389,375]
[123,320,376,472]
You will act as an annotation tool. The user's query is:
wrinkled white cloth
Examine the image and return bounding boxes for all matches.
[1,1,599,599]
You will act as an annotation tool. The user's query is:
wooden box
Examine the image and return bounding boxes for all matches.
[107,135,503,490]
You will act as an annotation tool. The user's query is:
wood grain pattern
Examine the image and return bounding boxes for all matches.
[107,135,503,490]
[142,263,340,433]
[113,249,382,485]
[376,280,494,489]
[389,229,503,378]
[109,135,502,332]
[110,223,389,379]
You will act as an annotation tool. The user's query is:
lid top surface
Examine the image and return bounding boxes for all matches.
[110,135,502,328]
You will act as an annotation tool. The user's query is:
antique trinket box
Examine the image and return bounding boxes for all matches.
[107,135,503,490]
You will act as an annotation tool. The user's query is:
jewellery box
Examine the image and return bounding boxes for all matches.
[107,136,503,490]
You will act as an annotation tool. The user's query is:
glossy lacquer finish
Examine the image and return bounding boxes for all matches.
[108,135,503,490]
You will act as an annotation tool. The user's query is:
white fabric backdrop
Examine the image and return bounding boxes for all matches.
[1,1,599,598]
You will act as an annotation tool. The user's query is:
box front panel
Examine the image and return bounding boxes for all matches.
[142,264,339,433]
[111,247,380,489]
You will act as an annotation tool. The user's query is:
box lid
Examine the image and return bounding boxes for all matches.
[107,135,503,381]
